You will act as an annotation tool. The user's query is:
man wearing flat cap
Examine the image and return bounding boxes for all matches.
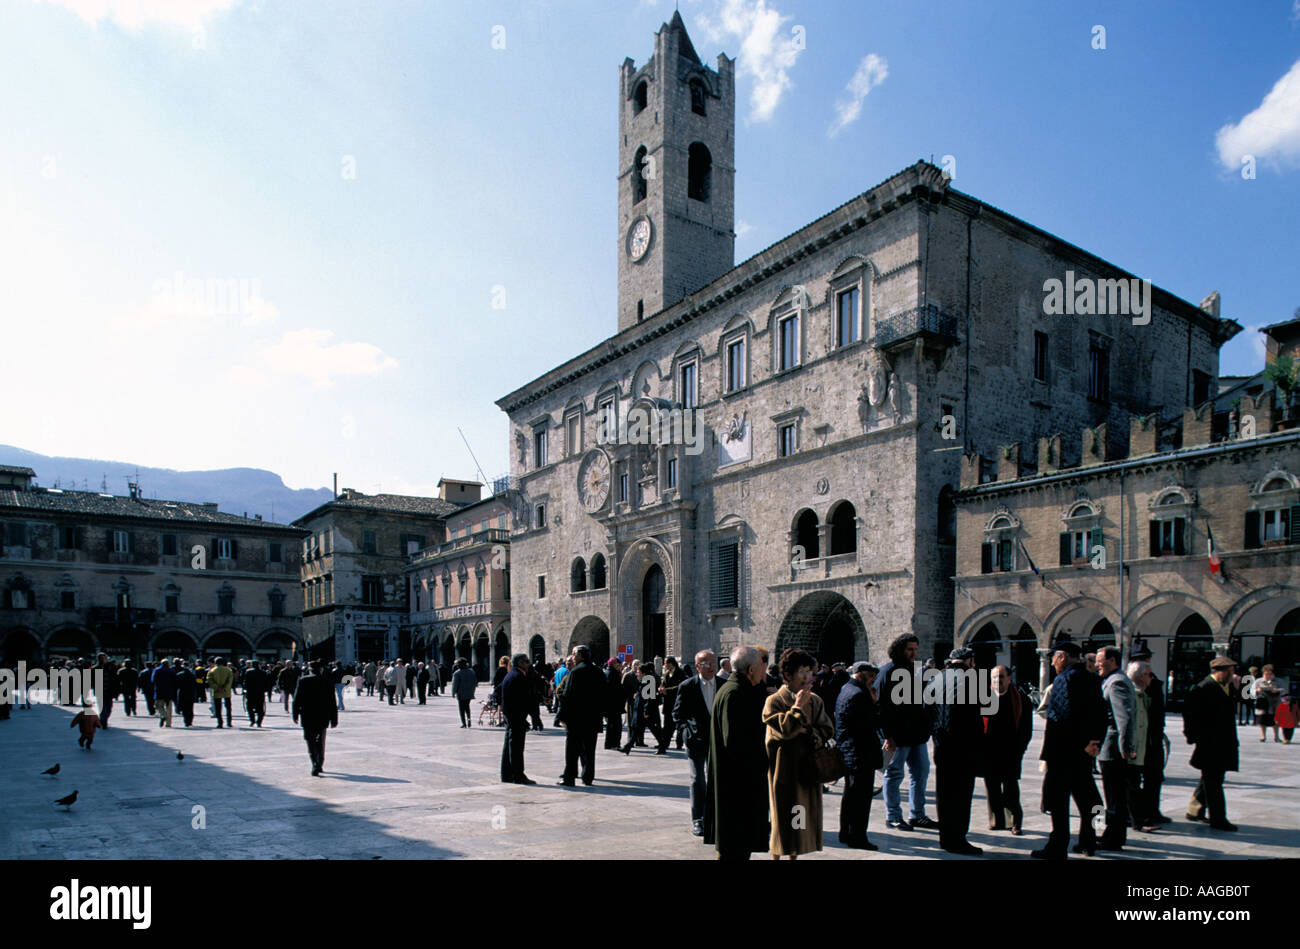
[1182,655,1239,831]
[834,661,883,850]
[1032,641,1106,860]
[933,648,985,856]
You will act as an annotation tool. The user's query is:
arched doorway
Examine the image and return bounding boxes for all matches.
[528,634,545,665]
[1083,618,1115,656]
[473,630,490,681]
[203,630,254,662]
[570,615,611,668]
[457,630,471,664]
[153,629,198,660]
[256,631,297,662]
[970,623,999,671]
[775,592,868,666]
[493,628,510,669]
[45,627,97,662]
[441,632,456,668]
[1168,613,1214,706]
[642,564,666,659]
[1,629,39,666]
[1011,624,1038,688]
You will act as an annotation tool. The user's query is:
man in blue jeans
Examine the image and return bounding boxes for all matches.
[873,633,939,832]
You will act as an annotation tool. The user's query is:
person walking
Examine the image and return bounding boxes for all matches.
[277,662,300,713]
[1129,641,1170,824]
[363,660,378,697]
[384,662,401,705]
[1097,645,1136,851]
[118,660,138,717]
[658,656,687,752]
[500,654,539,784]
[1255,665,1284,743]
[932,647,985,856]
[603,658,625,750]
[620,662,666,753]
[1032,642,1106,861]
[244,661,269,727]
[452,658,477,727]
[557,645,605,786]
[293,660,338,776]
[1124,661,1159,833]
[140,661,157,717]
[153,658,176,728]
[194,661,207,705]
[405,660,417,702]
[416,662,430,704]
[835,660,883,850]
[174,660,196,727]
[874,634,939,832]
[1184,655,1240,831]
[704,646,771,861]
[982,665,1032,834]
[94,654,118,729]
[207,657,235,728]
[675,649,721,836]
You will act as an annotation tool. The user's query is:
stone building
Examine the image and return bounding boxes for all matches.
[494,14,1242,669]
[953,322,1300,705]
[0,469,307,664]
[403,481,513,681]
[294,484,468,662]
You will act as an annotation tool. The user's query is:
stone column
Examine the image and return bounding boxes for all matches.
[1037,647,1053,695]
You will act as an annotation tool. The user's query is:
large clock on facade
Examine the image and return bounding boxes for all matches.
[577,450,612,514]
[626,216,652,262]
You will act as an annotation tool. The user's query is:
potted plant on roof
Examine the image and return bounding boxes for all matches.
[1265,354,1299,428]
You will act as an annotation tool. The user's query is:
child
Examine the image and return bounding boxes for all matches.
[70,702,102,750]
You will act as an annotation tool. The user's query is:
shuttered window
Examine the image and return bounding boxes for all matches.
[710,543,738,610]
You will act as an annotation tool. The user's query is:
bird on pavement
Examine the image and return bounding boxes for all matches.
[54,790,78,809]
[41,764,60,776]
[177,752,184,760]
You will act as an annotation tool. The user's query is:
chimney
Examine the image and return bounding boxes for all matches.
[960,451,985,489]
[996,443,1022,481]
[128,482,140,500]
[1199,291,1221,318]
[333,473,338,499]
[1082,423,1108,465]
[1037,434,1064,473]
[1183,403,1214,447]
[1129,413,1158,457]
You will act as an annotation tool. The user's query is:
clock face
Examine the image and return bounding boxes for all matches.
[627,217,652,262]
[577,450,612,514]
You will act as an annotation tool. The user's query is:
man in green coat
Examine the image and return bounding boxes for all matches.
[1183,655,1239,831]
[206,657,234,729]
[703,646,770,860]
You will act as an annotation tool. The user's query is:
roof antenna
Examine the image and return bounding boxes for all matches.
[457,427,490,487]
[101,472,107,492]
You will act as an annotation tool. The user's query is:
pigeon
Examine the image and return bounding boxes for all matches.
[41,764,60,776]
[54,790,78,809]
[177,752,184,760]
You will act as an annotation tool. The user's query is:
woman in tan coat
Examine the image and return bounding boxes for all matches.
[763,647,835,859]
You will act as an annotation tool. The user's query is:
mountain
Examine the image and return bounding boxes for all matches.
[0,445,334,525]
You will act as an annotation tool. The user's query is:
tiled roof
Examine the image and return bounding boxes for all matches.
[0,487,306,532]
[0,465,36,476]
[294,493,465,525]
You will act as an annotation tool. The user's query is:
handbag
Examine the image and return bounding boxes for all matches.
[801,733,847,785]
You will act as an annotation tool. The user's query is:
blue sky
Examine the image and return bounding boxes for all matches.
[2,0,1297,501]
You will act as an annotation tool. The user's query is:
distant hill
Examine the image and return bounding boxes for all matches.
[0,445,333,525]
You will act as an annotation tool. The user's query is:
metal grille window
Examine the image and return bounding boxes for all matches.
[709,543,739,610]
[362,576,382,605]
[362,530,377,554]
[1088,344,1109,401]
[1033,331,1049,382]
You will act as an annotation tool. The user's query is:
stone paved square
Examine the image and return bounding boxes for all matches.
[1,689,1296,860]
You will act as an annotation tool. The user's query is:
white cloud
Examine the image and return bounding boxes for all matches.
[1214,58,1300,172]
[735,218,755,237]
[31,0,243,31]
[828,54,888,138]
[699,0,804,122]
[249,328,398,388]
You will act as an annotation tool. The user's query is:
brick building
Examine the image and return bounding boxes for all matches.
[494,14,1241,669]
[294,484,469,662]
[403,480,513,681]
[0,468,307,664]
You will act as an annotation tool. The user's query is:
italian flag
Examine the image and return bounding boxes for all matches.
[1207,524,1223,582]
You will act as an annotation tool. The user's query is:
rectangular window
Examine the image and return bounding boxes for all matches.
[458,579,467,605]
[218,592,234,615]
[619,473,629,502]
[476,575,485,601]
[113,530,131,554]
[503,566,511,601]
[679,361,698,408]
[836,288,859,347]
[1072,530,1090,561]
[5,522,26,546]
[164,593,178,612]
[537,575,546,599]
[535,503,547,530]
[1263,507,1290,542]
[599,399,616,442]
[270,594,284,618]
[361,576,382,606]
[362,530,377,554]
[778,423,796,458]
[980,540,1015,573]
[10,589,29,609]
[267,541,282,563]
[534,428,548,468]
[666,457,677,489]
[1153,518,1186,555]
[1088,343,1109,401]
[58,525,79,550]
[61,590,76,610]
[1193,369,1211,406]
[497,513,507,530]
[442,582,450,608]
[778,314,800,370]
[709,543,739,610]
[161,533,177,556]
[566,413,581,456]
[725,338,746,392]
[400,533,424,555]
[216,537,232,560]
[1033,331,1049,382]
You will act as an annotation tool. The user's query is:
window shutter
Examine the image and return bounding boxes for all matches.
[1173,519,1186,556]
[1089,527,1103,557]
[981,542,993,574]
[230,539,238,561]
[1149,521,1160,557]
[710,544,738,609]
[128,532,135,554]
[212,537,219,560]
[1291,505,1300,545]
[1059,532,1071,566]
[998,539,1013,572]
[1244,512,1260,550]
[106,529,114,552]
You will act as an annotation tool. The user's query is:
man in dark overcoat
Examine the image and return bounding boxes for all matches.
[292,660,338,776]
[675,649,721,836]
[1184,655,1239,831]
[173,660,196,727]
[835,661,884,850]
[703,646,769,860]
[500,654,539,784]
[557,645,605,786]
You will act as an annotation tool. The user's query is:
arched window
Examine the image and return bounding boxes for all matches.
[687,142,711,202]
[633,80,648,114]
[570,557,587,593]
[830,501,858,555]
[794,509,819,563]
[938,485,956,543]
[590,553,607,590]
[632,146,648,204]
[689,78,706,115]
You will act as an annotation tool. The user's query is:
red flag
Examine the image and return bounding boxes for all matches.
[1207,524,1223,581]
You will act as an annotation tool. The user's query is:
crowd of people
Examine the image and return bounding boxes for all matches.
[5,636,1291,859]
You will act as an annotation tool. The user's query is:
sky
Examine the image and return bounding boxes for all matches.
[2,0,1298,497]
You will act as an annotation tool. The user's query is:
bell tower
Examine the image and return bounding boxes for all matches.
[617,12,735,333]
